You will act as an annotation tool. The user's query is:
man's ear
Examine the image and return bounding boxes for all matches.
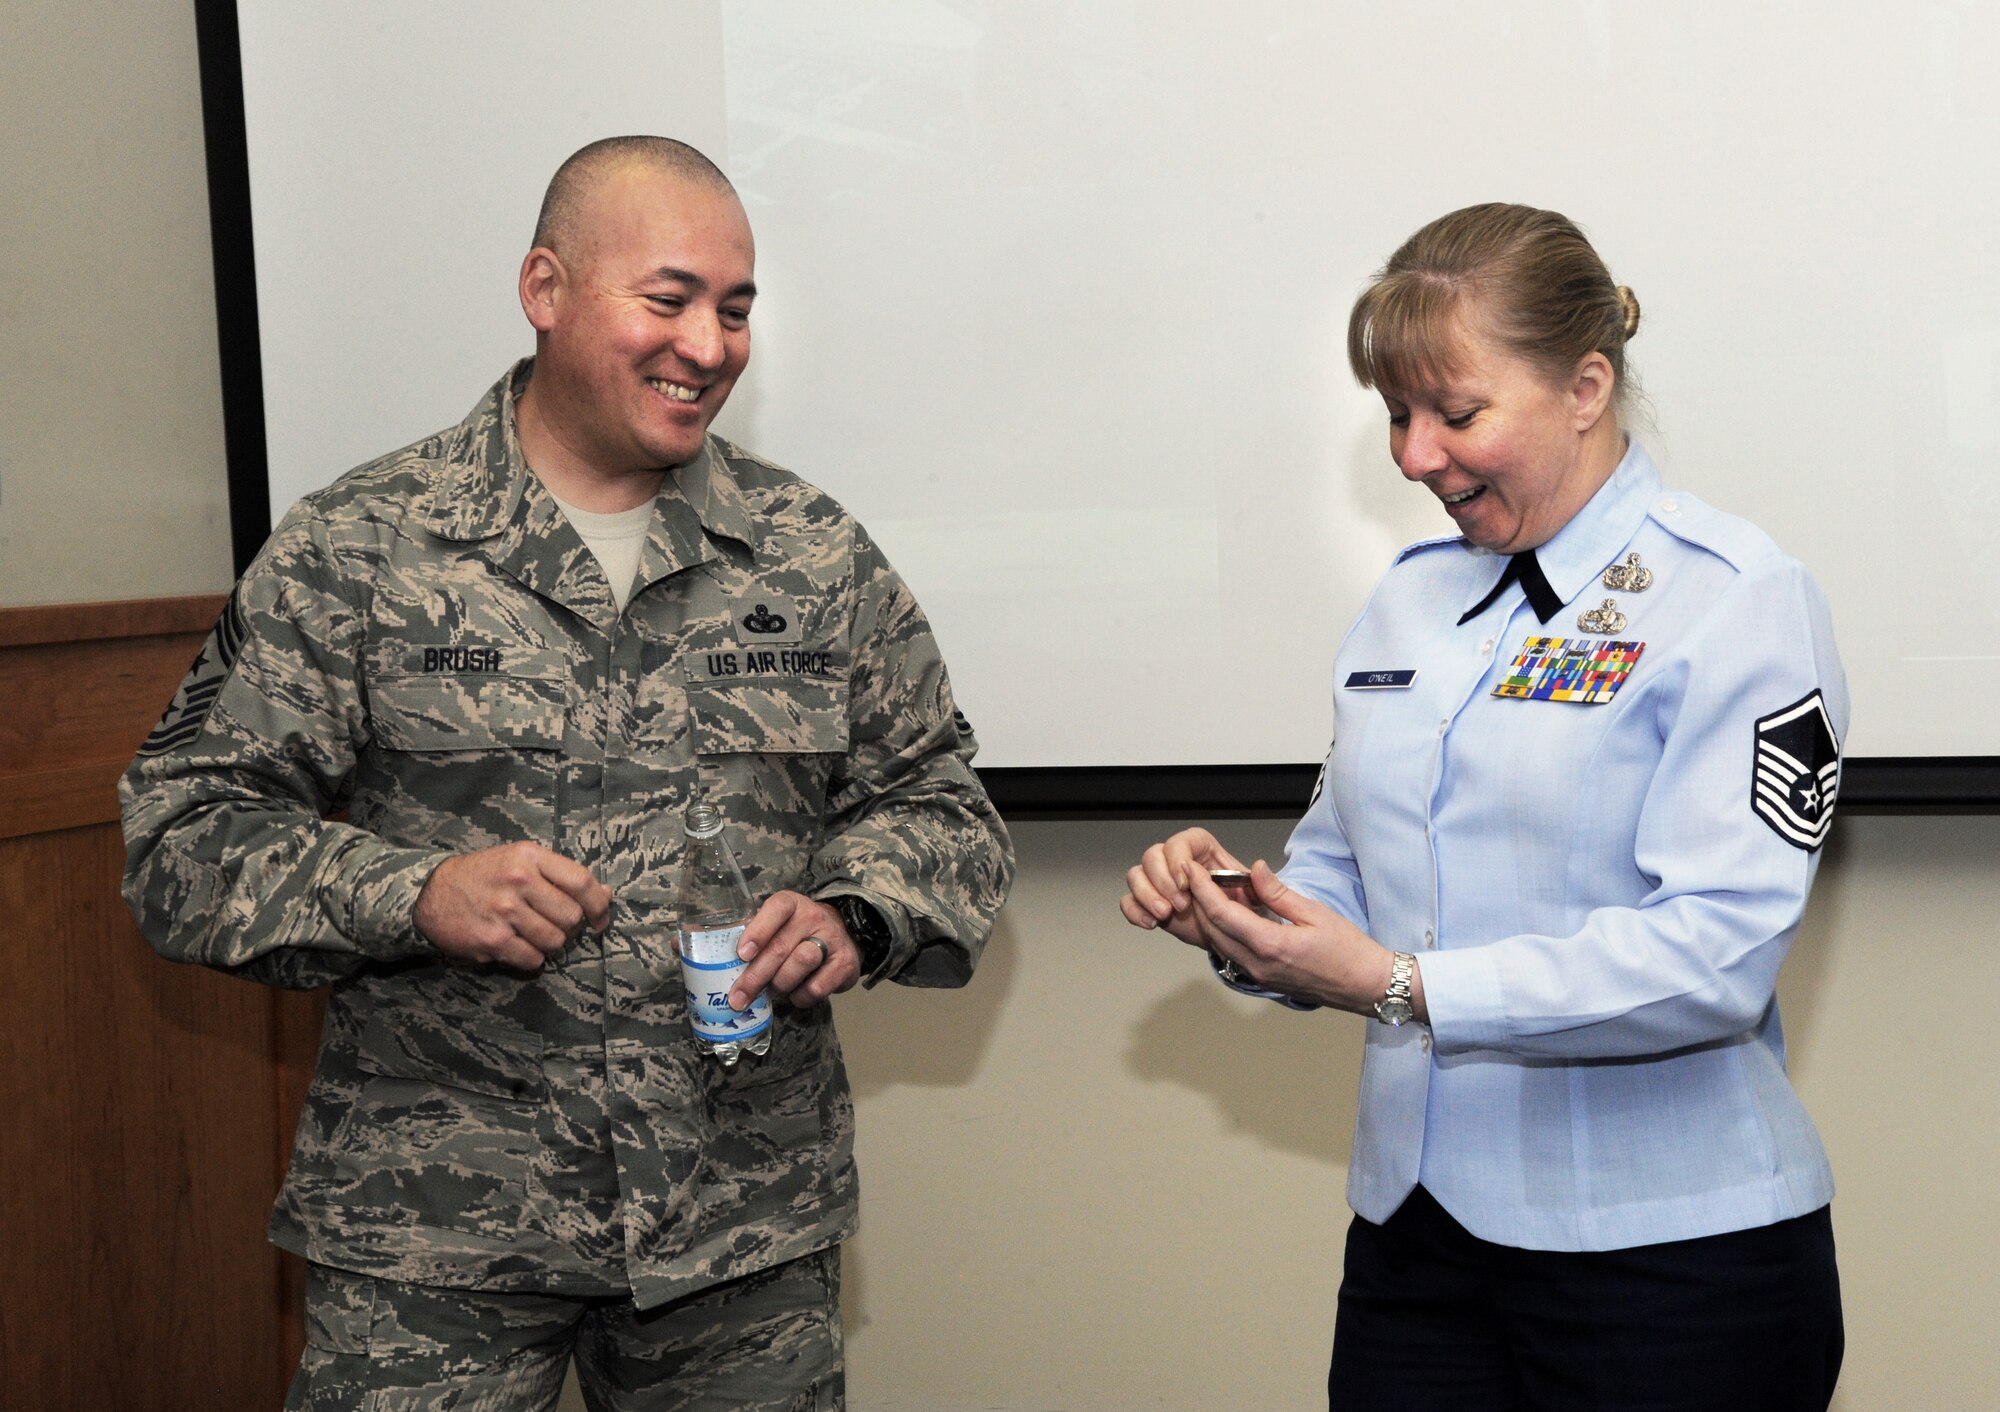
[519,247,565,334]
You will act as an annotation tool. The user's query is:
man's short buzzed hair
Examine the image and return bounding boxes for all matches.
[532,136,735,254]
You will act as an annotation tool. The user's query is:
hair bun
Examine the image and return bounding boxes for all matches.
[1616,285,1641,340]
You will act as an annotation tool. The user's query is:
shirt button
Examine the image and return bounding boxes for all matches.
[1438,719,1449,735]
[1480,638,1494,655]
[1423,929,1435,948]
[1660,498,1680,513]
[1420,1032,1433,1053]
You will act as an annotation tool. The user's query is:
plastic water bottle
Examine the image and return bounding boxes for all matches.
[675,799,773,1065]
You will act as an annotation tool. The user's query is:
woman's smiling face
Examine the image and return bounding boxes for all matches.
[1380,307,1619,554]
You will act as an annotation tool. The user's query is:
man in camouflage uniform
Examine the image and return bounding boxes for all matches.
[120,136,1014,1410]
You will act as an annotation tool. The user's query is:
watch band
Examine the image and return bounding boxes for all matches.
[831,894,894,975]
[1373,951,1418,1027]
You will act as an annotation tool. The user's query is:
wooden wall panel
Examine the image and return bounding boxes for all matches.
[1,598,324,1411]
[0,826,286,1409]
[0,595,228,840]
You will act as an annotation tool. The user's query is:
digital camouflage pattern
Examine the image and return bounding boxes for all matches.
[288,1249,841,1410]
[121,362,1015,1310]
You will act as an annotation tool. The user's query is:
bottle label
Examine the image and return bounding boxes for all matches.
[678,924,774,1044]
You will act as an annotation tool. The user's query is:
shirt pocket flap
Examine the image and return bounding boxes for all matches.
[353,1011,546,1102]
[687,676,850,755]
[371,674,567,752]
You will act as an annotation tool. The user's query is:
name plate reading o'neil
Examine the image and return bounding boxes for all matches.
[1344,669,1417,690]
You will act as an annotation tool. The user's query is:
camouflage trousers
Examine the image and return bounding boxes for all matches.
[285,1246,842,1412]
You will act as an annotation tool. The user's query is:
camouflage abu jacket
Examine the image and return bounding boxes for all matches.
[119,362,1015,1309]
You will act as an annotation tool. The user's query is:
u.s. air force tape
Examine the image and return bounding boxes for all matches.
[686,647,844,683]
[1752,690,1840,851]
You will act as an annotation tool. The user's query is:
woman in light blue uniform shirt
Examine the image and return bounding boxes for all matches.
[1122,205,1845,1410]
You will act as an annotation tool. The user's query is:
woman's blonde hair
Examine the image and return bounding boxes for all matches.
[1348,203,1640,401]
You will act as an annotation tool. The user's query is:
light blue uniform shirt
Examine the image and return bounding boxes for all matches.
[1274,440,1845,1251]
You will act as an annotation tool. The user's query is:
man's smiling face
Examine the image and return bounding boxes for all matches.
[523,166,757,483]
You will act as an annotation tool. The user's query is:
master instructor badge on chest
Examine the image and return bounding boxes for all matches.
[729,593,802,644]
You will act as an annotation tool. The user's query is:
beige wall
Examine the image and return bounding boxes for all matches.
[0,2,233,606]
[839,813,2000,1409]
[16,3,1997,1407]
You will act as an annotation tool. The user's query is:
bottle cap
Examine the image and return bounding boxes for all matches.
[684,799,724,839]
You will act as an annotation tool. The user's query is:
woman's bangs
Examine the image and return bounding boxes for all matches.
[1349,279,1465,396]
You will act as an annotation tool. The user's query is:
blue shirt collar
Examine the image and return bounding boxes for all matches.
[1458,438,1662,621]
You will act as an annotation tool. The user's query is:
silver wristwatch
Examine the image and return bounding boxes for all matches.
[1373,951,1417,1027]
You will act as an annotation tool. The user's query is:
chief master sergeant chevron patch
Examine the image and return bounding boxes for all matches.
[138,590,247,757]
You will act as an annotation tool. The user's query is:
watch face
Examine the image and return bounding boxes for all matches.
[1376,998,1415,1027]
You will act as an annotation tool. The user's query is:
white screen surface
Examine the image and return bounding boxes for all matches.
[239,1,2000,767]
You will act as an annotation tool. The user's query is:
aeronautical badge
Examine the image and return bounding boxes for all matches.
[1752,691,1841,851]
[138,590,248,756]
[1577,599,1628,634]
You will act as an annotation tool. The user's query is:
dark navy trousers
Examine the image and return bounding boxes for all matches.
[1328,1186,1843,1411]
